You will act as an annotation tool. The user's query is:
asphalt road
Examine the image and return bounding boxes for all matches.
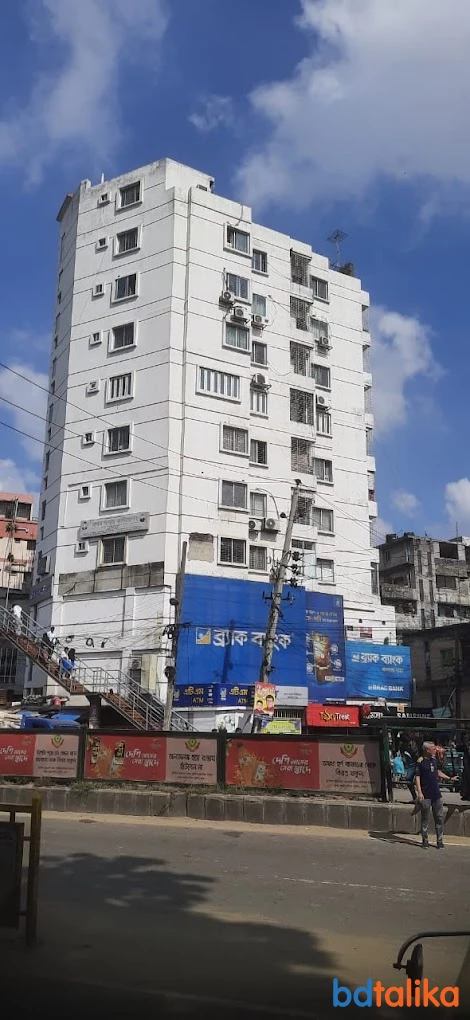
[2,814,469,1018]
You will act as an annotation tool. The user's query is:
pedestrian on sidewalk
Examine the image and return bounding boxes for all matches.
[415,741,458,849]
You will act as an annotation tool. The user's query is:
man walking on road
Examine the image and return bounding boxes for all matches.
[415,741,458,849]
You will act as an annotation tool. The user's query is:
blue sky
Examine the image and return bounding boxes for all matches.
[0,0,469,540]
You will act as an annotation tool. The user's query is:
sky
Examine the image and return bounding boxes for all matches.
[0,0,470,541]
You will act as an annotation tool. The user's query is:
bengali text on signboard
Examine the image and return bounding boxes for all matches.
[317,739,381,795]
[226,737,319,790]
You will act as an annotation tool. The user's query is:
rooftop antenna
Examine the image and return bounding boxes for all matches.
[327,228,348,265]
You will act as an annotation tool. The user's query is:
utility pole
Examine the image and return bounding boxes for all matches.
[5,498,19,611]
[259,480,302,684]
[163,541,187,730]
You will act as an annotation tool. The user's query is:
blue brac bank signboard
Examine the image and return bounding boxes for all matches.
[345,642,412,701]
[176,575,345,701]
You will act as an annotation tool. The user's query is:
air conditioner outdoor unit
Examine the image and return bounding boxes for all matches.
[317,336,329,347]
[316,394,329,407]
[252,313,268,328]
[248,519,258,532]
[130,657,142,670]
[252,373,267,388]
[264,517,280,532]
[220,290,234,304]
[98,193,110,205]
[232,305,248,321]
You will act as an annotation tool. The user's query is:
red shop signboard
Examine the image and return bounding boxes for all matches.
[226,737,319,791]
[306,704,360,728]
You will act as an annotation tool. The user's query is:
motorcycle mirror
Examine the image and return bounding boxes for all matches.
[406,944,424,982]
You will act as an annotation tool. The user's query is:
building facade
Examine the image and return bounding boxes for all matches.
[29,158,395,697]
[379,532,470,634]
[0,492,37,698]
[403,622,470,718]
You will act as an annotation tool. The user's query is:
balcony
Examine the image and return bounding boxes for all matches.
[381,582,417,601]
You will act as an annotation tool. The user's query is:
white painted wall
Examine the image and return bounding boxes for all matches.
[28,157,395,694]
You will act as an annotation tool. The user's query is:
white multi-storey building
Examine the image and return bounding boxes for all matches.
[28,158,395,697]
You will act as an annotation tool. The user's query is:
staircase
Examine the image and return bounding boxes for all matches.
[0,605,191,731]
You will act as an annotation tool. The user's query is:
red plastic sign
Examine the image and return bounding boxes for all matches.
[306,704,360,728]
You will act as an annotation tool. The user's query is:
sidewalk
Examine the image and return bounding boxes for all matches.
[2,782,469,836]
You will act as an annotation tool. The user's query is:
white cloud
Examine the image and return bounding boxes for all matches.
[236,0,470,211]
[0,0,168,182]
[391,490,421,517]
[0,362,48,460]
[374,516,395,546]
[0,459,39,499]
[189,95,234,133]
[370,307,441,435]
[445,479,470,531]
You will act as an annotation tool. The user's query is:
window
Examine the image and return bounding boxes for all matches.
[290,297,311,330]
[291,252,311,286]
[292,539,316,578]
[27,539,36,552]
[250,439,267,466]
[290,342,312,376]
[251,341,267,366]
[250,388,268,415]
[252,249,267,274]
[116,228,139,254]
[220,537,246,565]
[436,575,457,590]
[291,437,314,473]
[120,182,141,207]
[222,425,248,455]
[41,501,46,521]
[220,480,247,509]
[79,484,91,500]
[313,364,331,388]
[101,536,126,565]
[104,480,128,509]
[368,471,375,500]
[317,558,334,582]
[313,507,334,533]
[313,458,333,483]
[108,373,133,401]
[311,318,329,342]
[55,313,60,334]
[226,273,249,300]
[316,408,332,435]
[250,492,267,517]
[112,322,135,350]
[294,493,314,525]
[198,367,240,400]
[106,425,131,453]
[57,290,62,305]
[93,283,104,297]
[60,234,65,260]
[364,386,373,413]
[114,274,137,300]
[363,345,371,372]
[226,226,250,254]
[290,388,314,424]
[369,520,376,547]
[91,331,101,346]
[250,546,267,571]
[311,276,329,301]
[50,381,55,396]
[225,323,250,351]
[370,563,379,595]
[440,648,455,667]
[252,294,267,317]
[83,432,94,445]
[48,404,54,423]
[44,451,50,472]
[362,305,370,332]
[366,428,373,455]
